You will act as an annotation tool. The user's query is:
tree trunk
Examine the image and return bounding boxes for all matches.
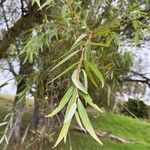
[32,97,40,131]
[11,102,25,143]
[3,61,32,149]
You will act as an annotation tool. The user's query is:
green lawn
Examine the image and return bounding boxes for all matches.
[58,111,150,150]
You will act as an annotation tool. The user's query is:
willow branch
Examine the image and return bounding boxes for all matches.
[77,32,93,80]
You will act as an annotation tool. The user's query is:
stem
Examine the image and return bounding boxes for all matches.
[76,32,93,80]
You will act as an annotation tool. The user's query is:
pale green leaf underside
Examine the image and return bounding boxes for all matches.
[71,69,88,94]
[75,112,86,132]
[82,69,88,91]
[64,102,77,123]
[54,90,77,147]
[0,122,8,127]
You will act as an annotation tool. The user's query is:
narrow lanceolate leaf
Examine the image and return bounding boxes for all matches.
[80,93,103,113]
[84,63,98,88]
[53,34,86,63]
[0,122,8,127]
[64,102,77,123]
[0,135,4,144]
[78,99,103,145]
[71,34,87,50]
[75,112,86,132]
[45,86,74,117]
[51,50,80,71]
[82,69,88,91]
[85,60,104,87]
[53,43,81,63]
[48,62,78,84]
[71,69,88,94]
[53,122,71,148]
[54,90,77,147]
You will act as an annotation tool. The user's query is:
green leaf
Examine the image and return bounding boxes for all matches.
[63,89,77,142]
[85,60,104,87]
[53,122,70,148]
[53,43,81,63]
[75,112,86,132]
[48,62,78,84]
[71,34,87,50]
[64,102,77,123]
[84,63,98,88]
[51,50,80,71]
[80,93,103,113]
[53,34,86,62]
[81,69,88,91]
[0,135,4,144]
[78,99,103,145]
[71,69,88,94]
[65,88,77,115]
[53,89,77,147]
[0,122,8,127]
[45,86,74,117]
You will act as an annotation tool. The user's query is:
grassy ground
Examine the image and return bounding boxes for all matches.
[65,112,150,150]
[0,95,150,150]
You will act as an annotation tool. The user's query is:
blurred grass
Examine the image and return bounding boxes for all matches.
[0,94,34,112]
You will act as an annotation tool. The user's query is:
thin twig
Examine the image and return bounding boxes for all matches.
[76,32,93,80]
[1,2,9,30]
